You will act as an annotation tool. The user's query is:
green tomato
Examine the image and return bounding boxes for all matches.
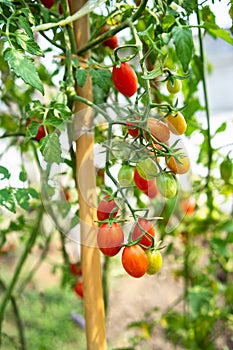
[166,78,181,94]
[136,158,159,180]
[220,157,232,182]
[145,249,163,275]
[156,172,177,199]
[118,165,133,186]
[110,140,132,161]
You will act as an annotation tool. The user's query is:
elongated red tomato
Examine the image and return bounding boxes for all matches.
[134,169,153,192]
[73,280,84,298]
[101,25,118,50]
[132,218,155,248]
[121,244,148,278]
[97,222,124,257]
[112,62,138,97]
[97,195,118,221]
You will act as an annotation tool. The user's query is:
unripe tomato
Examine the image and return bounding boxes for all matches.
[73,280,83,298]
[101,26,118,50]
[166,78,182,94]
[69,262,82,276]
[145,249,163,275]
[41,0,54,8]
[136,158,159,180]
[97,222,124,257]
[220,157,232,182]
[112,62,138,97]
[121,244,148,278]
[165,111,187,135]
[132,218,155,248]
[166,154,190,174]
[156,172,178,199]
[118,165,133,186]
[97,195,118,221]
[147,118,170,143]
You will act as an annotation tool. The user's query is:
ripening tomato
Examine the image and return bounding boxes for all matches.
[147,118,170,143]
[126,115,140,138]
[73,280,84,298]
[166,78,182,94]
[145,249,163,275]
[156,172,178,199]
[180,198,195,216]
[69,262,82,276]
[144,181,158,199]
[26,118,47,141]
[112,62,138,97]
[97,222,124,257]
[134,168,153,192]
[121,244,148,278]
[41,0,54,8]
[165,111,187,135]
[166,154,190,174]
[101,25,118,50]
[132,218,155,248]
[97,195,118,221]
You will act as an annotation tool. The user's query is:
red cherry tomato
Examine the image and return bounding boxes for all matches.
[101,26,118,50]
[134,169,153,192]
[97,222,124,257]
[69,262,82,276]
[73,280,83,298]
[97,195,118,221]
[41,0,54,8]
[26,118,47,141]
[144,182,158,199]
[132,218,155,248]
[121,244,148,278]
[112,62,138,97]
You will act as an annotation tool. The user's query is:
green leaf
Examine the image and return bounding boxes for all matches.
[214,122,227,135]
[76,67,87,87]
[28,187,39,199]
[203,22,233,46]
[26,119,40,139]
[0,166,11,180]
[15,188,30,211]
[0,188,16,213]
[40,133,62,164]
[162,15,176,32]
[90,68,111,94]
[172,26,194,72]
[187,286,212,321]
[4,48,44,94]
[18,15,33,38]
[15,29,44,56]
[210,238,228,257]
[19,170,27,182]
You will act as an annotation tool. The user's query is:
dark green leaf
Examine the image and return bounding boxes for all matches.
[210,238,228,257]
[141,64,162,80]
[19,170,27,182]
[15,29,44,56]
[0,166,11,180]
[4,48,44,94]
[172,26,194,72]
[76,67,87,88]
[0,188,16,213]
[40,133,62,164]
[90,68,111,94]
[15,188,30,211]
[18,15,33,38]
[28,187,39,199]
[214,122,227,135]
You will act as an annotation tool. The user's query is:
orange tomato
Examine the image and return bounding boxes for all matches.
[166,154,190,174]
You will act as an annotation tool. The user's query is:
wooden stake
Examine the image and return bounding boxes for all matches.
[70,1,107,349]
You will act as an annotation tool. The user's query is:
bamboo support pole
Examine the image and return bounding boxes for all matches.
[70,1,107,349]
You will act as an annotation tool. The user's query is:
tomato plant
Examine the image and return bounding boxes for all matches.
[131,218,155,248]
[112,62,138,97]
[220,156,232,182]
[97,222,124,257]
[121,244,148,278]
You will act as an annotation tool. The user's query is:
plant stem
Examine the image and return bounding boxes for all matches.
[196,6,213,188]
[0,280,26,350]
[0,207,43,345]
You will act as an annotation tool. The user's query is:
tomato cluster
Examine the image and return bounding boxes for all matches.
[69,261,84,299]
